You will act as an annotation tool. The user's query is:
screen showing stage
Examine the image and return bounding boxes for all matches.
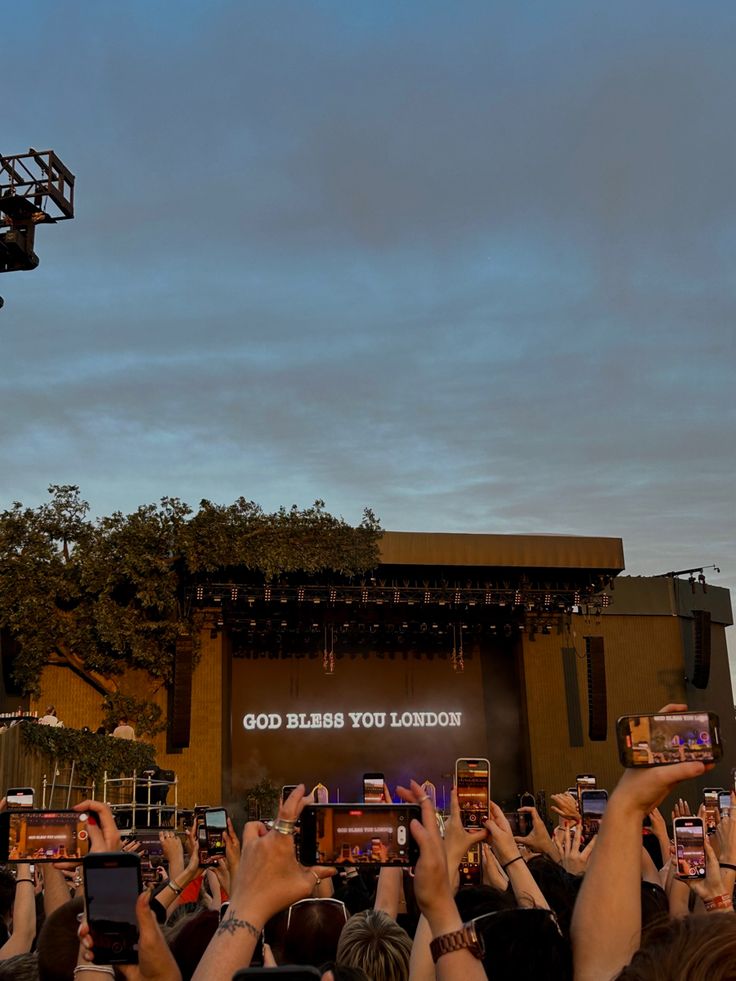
[230,652,489,806]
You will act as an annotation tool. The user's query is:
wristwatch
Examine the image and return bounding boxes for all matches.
[430,922,484,963]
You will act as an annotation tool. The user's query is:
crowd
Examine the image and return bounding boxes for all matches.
[0,701,735,980]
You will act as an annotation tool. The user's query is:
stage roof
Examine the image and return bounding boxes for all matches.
[378,531,625,573]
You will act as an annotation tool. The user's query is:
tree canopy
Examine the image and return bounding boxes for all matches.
[0,485,381,695]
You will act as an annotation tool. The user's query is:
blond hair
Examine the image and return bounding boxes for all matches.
[336,909,412,981]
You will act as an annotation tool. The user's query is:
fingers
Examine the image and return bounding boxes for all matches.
[263,941,277,968]
[279,784,306,822]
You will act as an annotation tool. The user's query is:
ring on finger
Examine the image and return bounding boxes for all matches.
[273,819,297,836]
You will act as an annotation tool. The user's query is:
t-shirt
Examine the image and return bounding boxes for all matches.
[39,715,63,727]
[112,724,136,740]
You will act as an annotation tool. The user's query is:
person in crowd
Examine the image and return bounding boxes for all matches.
[2,705,736,980]
[38,707,62,727]
[112,716,136,740]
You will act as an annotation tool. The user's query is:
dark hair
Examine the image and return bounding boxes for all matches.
[525,854,583,939]
[266,899,348,968]
[472,907,573,981]
[0,870,16,918]
[37,896,84,981]
[617,913,736,980]
[167,910,219,981]
[323,965,372,981]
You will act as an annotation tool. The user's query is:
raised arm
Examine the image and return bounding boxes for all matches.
[571,717,707,981]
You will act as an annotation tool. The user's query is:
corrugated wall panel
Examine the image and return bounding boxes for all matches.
[523,615,687,795]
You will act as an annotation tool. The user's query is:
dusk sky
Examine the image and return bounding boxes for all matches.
[2,3,734,647]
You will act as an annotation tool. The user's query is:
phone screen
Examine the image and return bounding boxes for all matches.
[703,790,720,835]
[459,842,482,886]
[4,810,92,862]
[617,712,721,766]
[719,791,732,816]
[674,818,706,879]
[84,860,141,963]
[504,811,532,836]
[576,775,596,805]
[580,790,608,841]
[299,804,420,866]
[455,758,490,828]
[6,788,34,809]
[363,774,385,804]
[199,809,227,865]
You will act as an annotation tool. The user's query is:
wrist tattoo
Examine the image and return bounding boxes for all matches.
[216,910,260,939]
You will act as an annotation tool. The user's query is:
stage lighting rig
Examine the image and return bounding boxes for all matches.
[0,148,75,302]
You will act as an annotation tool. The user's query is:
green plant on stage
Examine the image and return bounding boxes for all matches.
[243,778,280,821]
[20,721,156,784]
[101,692,167,738]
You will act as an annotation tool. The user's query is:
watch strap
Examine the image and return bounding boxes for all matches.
[430,922,483,963]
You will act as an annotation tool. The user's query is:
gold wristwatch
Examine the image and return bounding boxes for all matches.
[430,922,484,963]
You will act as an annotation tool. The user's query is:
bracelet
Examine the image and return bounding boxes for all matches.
[15,878,34,884]
[703,893,733,912]
[74,966,115,976]
[165,879,183,895]
[720,863,736,872]
[501,855,524,871]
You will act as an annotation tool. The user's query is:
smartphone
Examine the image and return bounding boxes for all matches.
[703,789,720,835]
[580,789,608,843]
[575,774,596,807]
[298,803,420,867]
[199,808,227,866]
[363,772,385,804]
[140,860,167,887]
[83,852,142,964]
[5,788,34,809]
[504,811,532,836]
[673,817,706,879]
[0,809,94,862]
[519,792,536,809]
[281,785,298,803]
[459,842,482,887]
[719,791,732,818]
[455,758,490,829]
[616,712,722,766]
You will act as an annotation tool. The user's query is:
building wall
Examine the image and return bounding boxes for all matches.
[30,629,225,809]
[523,608,735,800]
[27,578,733,810]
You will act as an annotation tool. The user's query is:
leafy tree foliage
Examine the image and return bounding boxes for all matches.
[0,486,381,696]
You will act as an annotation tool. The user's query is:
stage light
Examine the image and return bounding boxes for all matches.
[195,585,204,601]
[231,587,238,601]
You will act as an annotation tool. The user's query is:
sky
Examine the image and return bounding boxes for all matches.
[1,1,734,652]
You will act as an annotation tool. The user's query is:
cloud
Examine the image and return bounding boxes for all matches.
[1,0,734,606]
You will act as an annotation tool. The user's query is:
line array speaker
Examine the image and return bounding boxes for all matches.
[691,610,711,690]
[585,636,607,741]
[169,635,193,749]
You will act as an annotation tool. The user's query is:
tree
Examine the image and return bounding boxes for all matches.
[0,486,381,703]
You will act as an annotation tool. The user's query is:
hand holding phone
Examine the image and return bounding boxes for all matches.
[83,852,142,963]
[617,712,722,767]
[673,817,706,879]
[455,758,490,829]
